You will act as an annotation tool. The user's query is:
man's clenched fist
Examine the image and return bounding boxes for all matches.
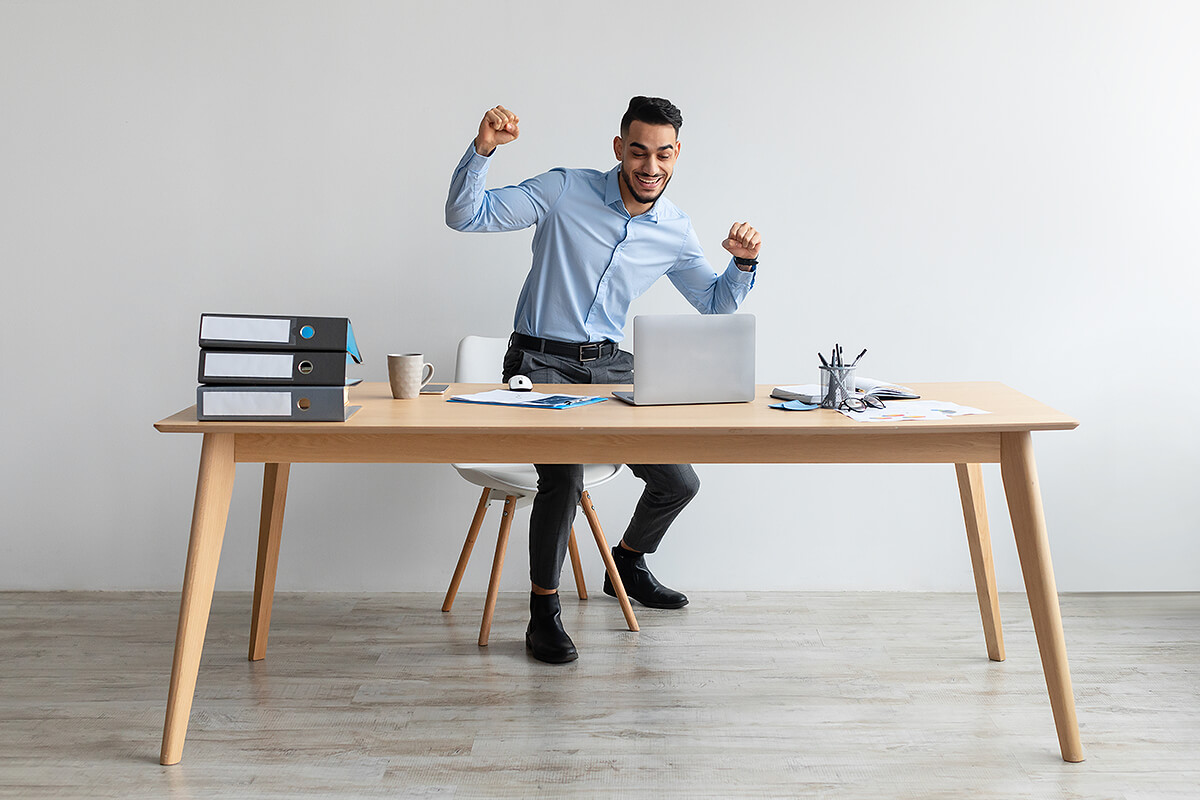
[475,105,520,156]
[722,221,762,266]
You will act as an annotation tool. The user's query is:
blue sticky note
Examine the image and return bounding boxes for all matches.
[770,400,819,411]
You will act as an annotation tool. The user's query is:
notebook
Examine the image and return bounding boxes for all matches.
[612,314,756,406]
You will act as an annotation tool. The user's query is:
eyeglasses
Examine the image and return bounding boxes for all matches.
[839,393,886,413]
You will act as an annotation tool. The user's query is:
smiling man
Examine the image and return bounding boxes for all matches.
[445,96,762,663]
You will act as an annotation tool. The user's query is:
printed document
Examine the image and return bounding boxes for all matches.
[448,389,607,409]
[838,400,989,422]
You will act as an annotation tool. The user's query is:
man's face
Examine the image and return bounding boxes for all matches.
[614,121,680,207]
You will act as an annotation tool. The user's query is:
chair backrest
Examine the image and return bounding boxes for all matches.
[455,335,510,382]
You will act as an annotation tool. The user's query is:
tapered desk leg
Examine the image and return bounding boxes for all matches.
[1000,432,1084,763]
[161,433,236,766]
[955,463,1005,662]
[579,491,638,633]
[249,463,290,662]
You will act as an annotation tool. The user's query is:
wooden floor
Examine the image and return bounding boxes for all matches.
[1,591,1197,799]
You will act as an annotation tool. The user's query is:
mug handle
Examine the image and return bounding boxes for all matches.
[421,363,435,388]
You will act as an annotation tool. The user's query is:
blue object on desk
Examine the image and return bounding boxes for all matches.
[770,399,819,411]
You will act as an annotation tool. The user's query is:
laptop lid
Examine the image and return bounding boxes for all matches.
[621,314,756,405]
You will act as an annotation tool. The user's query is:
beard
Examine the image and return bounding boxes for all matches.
[620,166,671,206]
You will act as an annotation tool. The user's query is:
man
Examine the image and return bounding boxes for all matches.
[445,96,762,663]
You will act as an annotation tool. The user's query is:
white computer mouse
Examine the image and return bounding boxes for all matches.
[508,375,533,392]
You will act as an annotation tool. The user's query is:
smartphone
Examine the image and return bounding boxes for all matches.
[420,384,450,395]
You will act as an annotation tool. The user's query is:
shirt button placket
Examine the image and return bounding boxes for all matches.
[587,223,630,330]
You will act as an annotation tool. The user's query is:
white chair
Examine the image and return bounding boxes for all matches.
[442,335,639,645]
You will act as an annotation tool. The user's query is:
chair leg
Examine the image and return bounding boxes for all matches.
[579,491,638,632]
[568,526,588,600]
[443,488,492,612]
[479,495,518,647]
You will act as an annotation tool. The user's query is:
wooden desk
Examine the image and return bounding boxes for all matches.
[154,381,1082,765]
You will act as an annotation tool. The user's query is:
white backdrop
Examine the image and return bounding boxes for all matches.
[2,1,1197,592]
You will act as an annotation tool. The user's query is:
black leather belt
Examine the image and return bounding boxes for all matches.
[510,332,617,362]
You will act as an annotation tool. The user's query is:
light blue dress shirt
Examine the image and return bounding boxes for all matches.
[445,143,756,343]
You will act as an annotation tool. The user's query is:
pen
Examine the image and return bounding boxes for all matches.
[818,352,830,369]
[851,348,867,366]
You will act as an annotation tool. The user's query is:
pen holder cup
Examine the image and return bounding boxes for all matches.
[819,365,856,409]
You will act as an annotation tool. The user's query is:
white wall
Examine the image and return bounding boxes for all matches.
[2,1,1197,593]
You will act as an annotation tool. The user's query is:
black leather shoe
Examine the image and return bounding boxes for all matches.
[525,592,578,663]
[603,547,689,609]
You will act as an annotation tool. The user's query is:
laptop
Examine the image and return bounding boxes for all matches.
[612,314,756,406]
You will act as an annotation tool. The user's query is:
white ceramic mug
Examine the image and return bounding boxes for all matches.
[388,353,435,399]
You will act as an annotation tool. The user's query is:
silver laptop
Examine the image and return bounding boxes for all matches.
[612,314,756,406]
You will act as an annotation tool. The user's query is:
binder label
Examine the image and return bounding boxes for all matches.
[202,391,291,417]
[200,316,291,343]
[204,352,294,379]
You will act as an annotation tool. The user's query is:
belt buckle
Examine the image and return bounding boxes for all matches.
[579,343,601,362]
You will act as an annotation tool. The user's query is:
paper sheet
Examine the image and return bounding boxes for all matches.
[837,399,989,422]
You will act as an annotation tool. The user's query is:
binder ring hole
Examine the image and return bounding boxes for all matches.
[297,398,311,411]
[298,360,314,375]
[300,325,315,339]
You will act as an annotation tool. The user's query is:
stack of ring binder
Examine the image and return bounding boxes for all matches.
[195,313,363,421]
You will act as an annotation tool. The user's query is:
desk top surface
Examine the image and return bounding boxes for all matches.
[155,382,1078,436]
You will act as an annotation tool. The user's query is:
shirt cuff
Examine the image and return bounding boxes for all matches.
[726,257,757,285]
[462,140,492,173]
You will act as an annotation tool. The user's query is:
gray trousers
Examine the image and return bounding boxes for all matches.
[502,341,700,590]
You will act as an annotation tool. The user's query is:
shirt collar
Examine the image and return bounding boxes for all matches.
[605,165,661,223]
